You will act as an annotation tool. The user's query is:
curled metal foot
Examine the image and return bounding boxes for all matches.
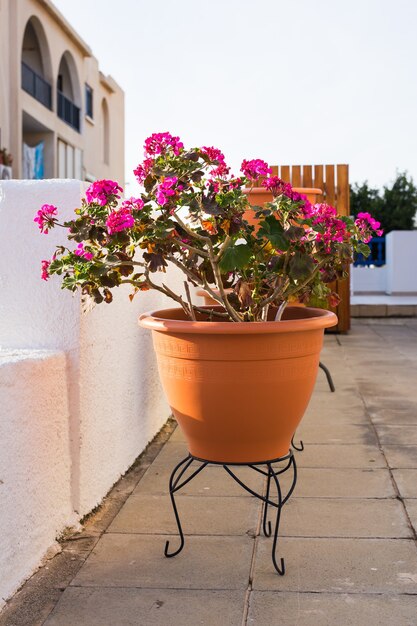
[291,435,304,452]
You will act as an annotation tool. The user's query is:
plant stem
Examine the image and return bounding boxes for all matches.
[184,281,196,320]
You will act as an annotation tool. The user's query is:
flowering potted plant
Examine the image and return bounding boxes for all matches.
[35,132,382,463]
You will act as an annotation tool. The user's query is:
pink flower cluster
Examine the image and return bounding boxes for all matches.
[74,243,94,260]
[263,176,293,197]
[309,203,348,251]
[156,176,177,206]
[134,157,154,184]
[106,207,135,235]
[122,197,144,211]
[201,146,230,177]
[34,204,58,234]
[85,180,123,206]
[241,159,272,180]
[354,212,383,243]
[144,132,183,156]
[41,259,50,280]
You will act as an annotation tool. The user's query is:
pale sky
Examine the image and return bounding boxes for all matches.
[53,0,417,195]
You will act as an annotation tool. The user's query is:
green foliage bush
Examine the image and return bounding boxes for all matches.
[350,172,417,234]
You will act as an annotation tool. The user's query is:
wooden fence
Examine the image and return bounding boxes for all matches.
[271,164,350,332]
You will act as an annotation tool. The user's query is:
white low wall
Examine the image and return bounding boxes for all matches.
[351,265,387,293]
[386,231,417,294]
[0,180,179,606]
[351,231,417,295]
[0,350,76,605]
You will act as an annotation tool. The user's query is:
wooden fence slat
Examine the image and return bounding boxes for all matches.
[302,165,313,188]
[270,165,278,177]
[336,164,349,216]
[292,165,301,187]
[280,165,290,182]
[314,165,324,193]
[324,164,335,206]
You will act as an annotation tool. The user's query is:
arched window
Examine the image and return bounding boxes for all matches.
[57,52,81,132]
[21,17,52,109]
[101,98,109,165]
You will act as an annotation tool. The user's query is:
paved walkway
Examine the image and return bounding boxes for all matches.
[2,320,417,625]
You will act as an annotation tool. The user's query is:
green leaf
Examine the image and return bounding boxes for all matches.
[289,252,315,280]
[258,216,289,251]
[219,244,252,272]
[356,242,371,258]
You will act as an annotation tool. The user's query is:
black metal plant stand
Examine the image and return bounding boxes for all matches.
[319,361,335,393]
[164,450,297,575]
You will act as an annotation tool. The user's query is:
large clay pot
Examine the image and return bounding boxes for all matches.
[243,186,322,227]
[139,306,337,463]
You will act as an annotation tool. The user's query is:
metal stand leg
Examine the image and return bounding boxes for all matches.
[164,451,298,575]
[319,361,335,392]
[164,455,208,557]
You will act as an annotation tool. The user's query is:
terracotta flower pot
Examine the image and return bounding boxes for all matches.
[139,306,337,463]
[243,186,322,227]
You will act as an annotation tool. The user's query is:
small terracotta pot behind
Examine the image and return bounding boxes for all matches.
[243,186,322,227]
[139,306,337,463]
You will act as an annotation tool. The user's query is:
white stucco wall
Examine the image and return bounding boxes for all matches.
[351,265,387,293]
[351,231,417,295]
[386,231,417,294]
[0,180,177,606]
[0,350,76,605]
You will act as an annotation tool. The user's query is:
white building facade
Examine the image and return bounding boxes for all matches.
[0,0,124,183]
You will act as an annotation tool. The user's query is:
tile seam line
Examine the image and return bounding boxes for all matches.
[63,585,417,597]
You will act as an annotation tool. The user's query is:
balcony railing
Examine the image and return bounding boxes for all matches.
[21,62,52,110]
[354,236,386,267]
[57,90,80,132]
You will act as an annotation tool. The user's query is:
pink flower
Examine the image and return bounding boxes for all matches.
[355,212,383,242]
[134,157,154,184]
[201,146,226,163]
[155,176,178,206]
[41,259,51,280]
[34,204,58,234]
[263,176,293,198]
[106,207,135,234]
[122,197,144,211]
[241,159,272,180]
[144,132,183,156]
[210,162,230,178]
[309,204,348,251]
[74,243,94,260]
[85,180,123,206]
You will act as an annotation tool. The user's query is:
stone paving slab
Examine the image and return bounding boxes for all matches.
[247,591,417,626]
[293,468,395,498]
[252,537,417,593]
[108,494,261,536]
[279,498,410,538]
[367,407,417,425]
[132,463,265,497]
[296,422,378,445]
[71,534,254,590]
[392,470,417,498]
[374,425,417,446]
[282,444,386,468]
[45,588,246,626]
[383,445,417,468]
